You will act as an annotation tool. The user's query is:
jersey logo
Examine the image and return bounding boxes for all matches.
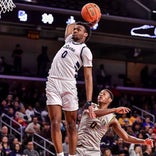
[63,45,75,52]
[90,121,97,128]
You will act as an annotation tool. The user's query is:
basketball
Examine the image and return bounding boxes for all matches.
[81,3,101,23]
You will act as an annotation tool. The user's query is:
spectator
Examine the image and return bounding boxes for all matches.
[5,107,15,125]
[143,145,152,156]
[10,137,21,150]
[25,116,41,135]
[129,113,138,125]
[0,99,9,115]
[118,114,132,128]
[39,123,55,156]
[12,101,21,113]
[40,106,49,122]
[1,136,12,155]
[0,126,15,143]
[10,143,23,156]
[6,94,13,106]
[129,144,143,156]
[13,111,28,132]
[152,123,156,134]
[100,129,116,149]
[37,45,50,77]
[23,141,39,156]
[39,122,51,140]
[111,137,128,155]
[96,64,111,90]
[15,106,28,121]
[11,44,23,75]
[132,115,143,136]
[25,105,35,122]
[125,125,135,136]
[143,116,154,129]
[33,102,42,120]
[14,96,24,107]
[101,147,113,156]
[118,150,128,156]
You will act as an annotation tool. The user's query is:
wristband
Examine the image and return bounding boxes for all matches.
[84,101,92,109]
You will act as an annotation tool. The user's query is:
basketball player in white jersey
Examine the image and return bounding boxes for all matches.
[76,89,153,156]
[46,22,95,156]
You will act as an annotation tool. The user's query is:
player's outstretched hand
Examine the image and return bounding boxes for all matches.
[144,138,153,147]
[115,107,131,114]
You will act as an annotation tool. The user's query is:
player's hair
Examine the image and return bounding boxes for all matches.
[105,89,114,101]
[76,21,91,42]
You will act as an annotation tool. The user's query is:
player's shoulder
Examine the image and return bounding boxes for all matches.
[81,45,92,55]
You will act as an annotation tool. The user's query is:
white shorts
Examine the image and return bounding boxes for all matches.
[45,77,78,111]
[76,146,101,156]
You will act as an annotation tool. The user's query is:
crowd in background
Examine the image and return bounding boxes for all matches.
[1,44,156,89]
[0,80,156,155]
[0,44,156,155]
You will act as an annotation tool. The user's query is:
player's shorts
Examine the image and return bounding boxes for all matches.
[76,145,101,156]
[46,77,78,111]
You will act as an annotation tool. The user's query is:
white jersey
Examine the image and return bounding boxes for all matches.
[47,35,93,80]
[77,104,115,151]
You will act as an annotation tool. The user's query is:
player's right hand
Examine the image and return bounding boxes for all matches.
[115,107,131,114]
[144,138,153,147]
[88,19,100,27]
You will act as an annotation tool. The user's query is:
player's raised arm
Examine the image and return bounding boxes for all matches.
[64,23,76,39]
[94,107,130,117]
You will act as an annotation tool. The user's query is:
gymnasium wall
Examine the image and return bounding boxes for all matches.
[0,34,156,86]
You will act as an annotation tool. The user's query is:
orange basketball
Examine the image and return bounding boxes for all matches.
[81,3,101,23]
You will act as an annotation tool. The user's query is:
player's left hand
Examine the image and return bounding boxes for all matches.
[144,138,153,147]
[88,105,96,118]
[84,101,96,118]
[84,105,96,118]
[115,107,131,114]
[88,18,100,27]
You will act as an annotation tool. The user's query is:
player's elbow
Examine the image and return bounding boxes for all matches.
[121,135,129,142]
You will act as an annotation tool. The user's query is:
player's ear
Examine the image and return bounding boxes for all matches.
[108,98,112,103]
[84,32,88,38]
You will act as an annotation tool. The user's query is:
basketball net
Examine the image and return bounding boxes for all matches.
[0,0,16,18]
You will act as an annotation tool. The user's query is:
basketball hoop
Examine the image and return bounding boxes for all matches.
[0,0,16,18]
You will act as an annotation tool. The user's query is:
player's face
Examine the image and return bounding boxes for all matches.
[72,25,88,42]
[97,90,111,104]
